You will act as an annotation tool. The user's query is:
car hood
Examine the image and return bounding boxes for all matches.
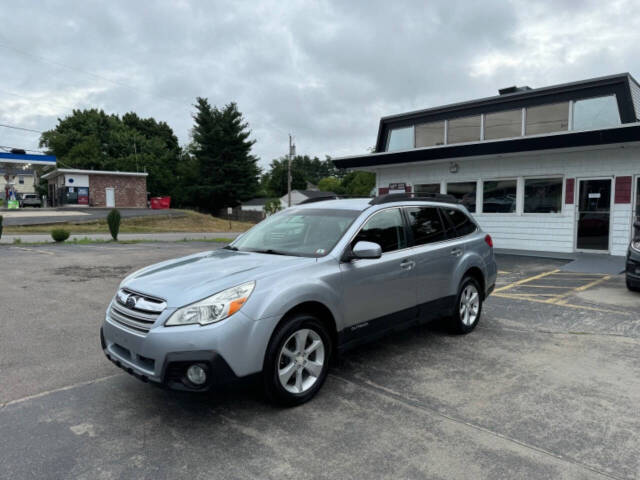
[121,249,315,307]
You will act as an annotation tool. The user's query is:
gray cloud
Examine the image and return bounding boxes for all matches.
[1,0,639,168]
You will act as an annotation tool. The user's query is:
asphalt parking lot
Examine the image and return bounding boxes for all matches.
[1,243,639,479]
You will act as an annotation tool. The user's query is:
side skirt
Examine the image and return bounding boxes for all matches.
[337,295,456,354]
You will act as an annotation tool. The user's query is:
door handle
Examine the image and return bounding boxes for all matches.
[400,259,415,270]
[450,248,463,257]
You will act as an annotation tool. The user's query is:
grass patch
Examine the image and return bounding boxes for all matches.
[2,237,233,247]
[3,210,254,235]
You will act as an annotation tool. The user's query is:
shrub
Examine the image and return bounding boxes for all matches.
[51,229,70,243]
[107,209,121,241]
[0,214,3,240]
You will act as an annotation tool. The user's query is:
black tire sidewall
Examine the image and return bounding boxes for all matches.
[453,277,483,334]
[263,314,332,406]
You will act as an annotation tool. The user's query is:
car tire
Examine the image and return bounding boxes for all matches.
[626,278,640,292]
[451,276,483,334]
[263,313,332,406]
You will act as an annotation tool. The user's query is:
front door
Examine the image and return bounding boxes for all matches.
[576,178,612,251]
[105,188,115,207]
[339,208,417,341]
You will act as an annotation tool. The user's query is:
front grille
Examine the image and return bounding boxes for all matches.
[109,288,167,334]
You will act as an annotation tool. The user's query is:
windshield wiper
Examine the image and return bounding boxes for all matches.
[223,245,239,251]
[248,248,289,256]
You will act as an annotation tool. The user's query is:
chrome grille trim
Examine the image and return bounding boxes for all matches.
[110,288,167,334]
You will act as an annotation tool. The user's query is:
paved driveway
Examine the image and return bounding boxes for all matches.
[0,245,638,479]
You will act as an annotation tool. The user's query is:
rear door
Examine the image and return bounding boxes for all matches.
[339,207,417,336]
[405,206,461,312]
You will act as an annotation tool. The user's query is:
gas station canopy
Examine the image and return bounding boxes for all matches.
[0,151,57,167]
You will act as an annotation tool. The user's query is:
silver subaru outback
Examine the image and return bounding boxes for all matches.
[101,194,497,405]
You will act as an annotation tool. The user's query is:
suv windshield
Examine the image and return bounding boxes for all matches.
[231,208,360,257]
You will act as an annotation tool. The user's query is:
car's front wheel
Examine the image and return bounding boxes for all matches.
[452,277,483,334]
[263,313,331,406]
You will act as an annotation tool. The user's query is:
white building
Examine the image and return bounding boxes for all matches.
[333,73,640,256]
[279,189,337,208]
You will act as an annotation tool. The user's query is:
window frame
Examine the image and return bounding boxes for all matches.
[570,94,621,132]
[386,126,415,152]
[446,180,478,213]
[402,206,449,247]
[481,177,519,215]
[522,175,565,215]
[439,206,478,239]
[347,206,411,257]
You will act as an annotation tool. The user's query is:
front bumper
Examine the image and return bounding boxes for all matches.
[101,305,279,391]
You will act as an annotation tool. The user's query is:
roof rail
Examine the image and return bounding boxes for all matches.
[298,195,339,205]
[369,193,459,205]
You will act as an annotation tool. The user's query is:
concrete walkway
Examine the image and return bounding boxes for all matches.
[0,231,241,244]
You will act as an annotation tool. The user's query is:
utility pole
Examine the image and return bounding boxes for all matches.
[287,134,295,207]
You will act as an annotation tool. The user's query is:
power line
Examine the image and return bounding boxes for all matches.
[0,123,42,134]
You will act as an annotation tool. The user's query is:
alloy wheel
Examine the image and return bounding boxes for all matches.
[277,328,325,394]
[459,284,480,326]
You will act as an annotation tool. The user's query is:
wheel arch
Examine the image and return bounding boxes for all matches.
[462,266,486,299]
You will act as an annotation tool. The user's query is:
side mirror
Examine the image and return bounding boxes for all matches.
[351,241,382,260]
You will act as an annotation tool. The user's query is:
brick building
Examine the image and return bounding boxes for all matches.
[333,73,640,256]
[42,168,148,208]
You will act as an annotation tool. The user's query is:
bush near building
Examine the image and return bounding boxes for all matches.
[51,229,70,243]
[107,209,121,240]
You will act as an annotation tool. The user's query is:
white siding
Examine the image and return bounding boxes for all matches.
[372,144,640,254]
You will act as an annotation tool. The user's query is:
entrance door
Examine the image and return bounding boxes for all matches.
[576,179,612,251]
[105,188,115,207]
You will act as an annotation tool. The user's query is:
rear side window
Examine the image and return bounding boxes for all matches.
[441,208,476,238]
[405,207,446,245]
[353,208,407,253]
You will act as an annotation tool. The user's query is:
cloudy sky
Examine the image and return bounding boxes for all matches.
[1,0,639,169]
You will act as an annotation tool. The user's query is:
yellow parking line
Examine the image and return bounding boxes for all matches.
[493,269,560,293]
[493,291,630,315]
[498,270,510,274]
[544,275,611,304]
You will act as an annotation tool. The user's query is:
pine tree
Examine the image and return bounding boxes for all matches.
[189,98,260,211]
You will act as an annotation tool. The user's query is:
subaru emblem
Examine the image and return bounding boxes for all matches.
[126,295,136,309]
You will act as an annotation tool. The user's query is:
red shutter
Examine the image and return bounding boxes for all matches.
[615,176,632,203]
[565,178,575,205]
[378,187,389,195]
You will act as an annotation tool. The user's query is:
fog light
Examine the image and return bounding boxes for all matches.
[186,364,207,386]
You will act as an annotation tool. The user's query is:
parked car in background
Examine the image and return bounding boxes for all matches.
[626,220,640,292]
[19,194,42,208]
[101,194,497,405]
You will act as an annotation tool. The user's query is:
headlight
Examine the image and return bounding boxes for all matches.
[632,240,640,252]
[165,281,255,326]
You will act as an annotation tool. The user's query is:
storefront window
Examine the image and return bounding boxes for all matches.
[447,115,481,144]
[572,95,620,131]
[415,121,445,147]
[386,126,414,151]
[484,109,522,140]
[525,102,569,135]
[524,178,562,213]
[447,181,476,212]
[414,183,440,194]
[483,180,517,213]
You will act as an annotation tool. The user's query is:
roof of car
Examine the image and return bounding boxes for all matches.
[292,196,461,212]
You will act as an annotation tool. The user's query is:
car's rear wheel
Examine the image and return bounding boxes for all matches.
[452,277,482,334]
[263,313,331,406]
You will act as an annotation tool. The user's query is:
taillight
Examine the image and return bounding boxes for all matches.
[484,234,493,248]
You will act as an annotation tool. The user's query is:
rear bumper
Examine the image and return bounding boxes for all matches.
[101,326,239,391]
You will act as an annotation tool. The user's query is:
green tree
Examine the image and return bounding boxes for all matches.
[317,177,344,194]
[39,109,180,196]
[341,171,376,196]
[265,157,307,197]
[188,98,260,211]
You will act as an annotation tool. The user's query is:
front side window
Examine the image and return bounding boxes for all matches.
[405,207,446,245]
[447,181,477,213]
[441,208,476,237]
[415,121,445,147]
[447,115,481,144]
[525,102,569,135]
[572,95,620,131]
[483,180,517,213]
[524,178,563,213]
[386,126,414,151]
[232,208,360,257]
[353,208,407,253]
[18,176,24,184]
[484,109,522,140]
